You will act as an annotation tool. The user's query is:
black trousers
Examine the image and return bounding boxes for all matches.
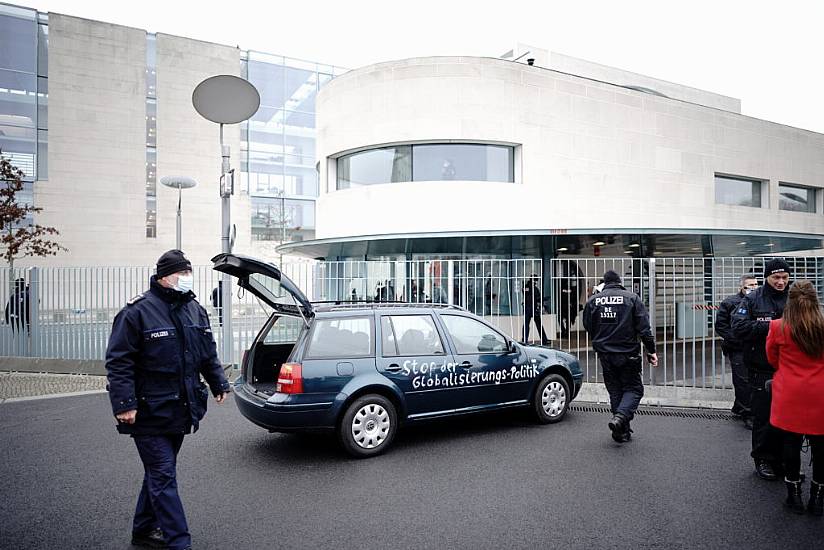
[725,350,750,417]
[783,432,824,483]
[133,434,190,550]
[749,370,784,465]
[523,310,547,343]
[599,352,644,421]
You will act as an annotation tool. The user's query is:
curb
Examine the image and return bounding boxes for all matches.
[0,388,108,404]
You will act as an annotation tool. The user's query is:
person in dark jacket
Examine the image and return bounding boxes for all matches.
[4,278,30,333]
[732,258,791,481]
[582,270,658,442]
[106,250,231,550]
[715,274,758,428]
[523,277,548,344]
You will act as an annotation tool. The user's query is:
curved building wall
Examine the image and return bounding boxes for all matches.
[314,56,824,245]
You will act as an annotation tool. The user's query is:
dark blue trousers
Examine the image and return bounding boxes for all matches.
[133,434,190,550]
[599,352,644,421]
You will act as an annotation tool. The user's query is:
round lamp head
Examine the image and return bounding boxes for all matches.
[192,75,260,124]
[160,176,198,190]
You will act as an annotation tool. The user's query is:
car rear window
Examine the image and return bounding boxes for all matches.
[306,317,373,358]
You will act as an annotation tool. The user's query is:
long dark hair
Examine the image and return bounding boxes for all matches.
[782,280,824,358]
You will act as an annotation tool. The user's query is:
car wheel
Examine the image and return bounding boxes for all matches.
[533,373,569,424]
[338,394,397,458]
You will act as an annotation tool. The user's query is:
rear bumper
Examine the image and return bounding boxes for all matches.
[233,382,342,433]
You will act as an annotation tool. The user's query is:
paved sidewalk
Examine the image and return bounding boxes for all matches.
[0,371,107,401]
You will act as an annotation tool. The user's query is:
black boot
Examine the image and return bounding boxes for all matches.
[608,413,628,443]
[755,460,777,481]
[809,481,824,516]
[785,478,805,514]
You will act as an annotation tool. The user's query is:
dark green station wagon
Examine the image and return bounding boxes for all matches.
[214,253,583,457]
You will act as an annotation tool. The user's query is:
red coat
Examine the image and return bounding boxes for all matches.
[766,319,824,435]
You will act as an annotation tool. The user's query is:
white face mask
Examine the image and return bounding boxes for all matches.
[174,274,194,294]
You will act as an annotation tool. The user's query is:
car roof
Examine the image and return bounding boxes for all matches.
[311,302,468,315]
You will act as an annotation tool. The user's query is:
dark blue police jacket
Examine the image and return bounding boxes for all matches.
[105,276,230,436]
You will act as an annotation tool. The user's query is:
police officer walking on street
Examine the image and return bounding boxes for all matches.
[583,270,658,443]
[733,259,791,481]
[715,274,758,429]
[106,250,231,550]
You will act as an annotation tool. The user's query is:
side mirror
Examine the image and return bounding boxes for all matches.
[507,340,518,354]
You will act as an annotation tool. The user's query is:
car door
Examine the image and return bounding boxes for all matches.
[376,313,456,418]
[438,313,526,408]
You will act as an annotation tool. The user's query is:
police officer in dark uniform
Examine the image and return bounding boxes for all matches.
[715,274,758,428]
[732,259,791,481]
[106,250,231,550]
[582,270,658,443]
[523,277,548,344]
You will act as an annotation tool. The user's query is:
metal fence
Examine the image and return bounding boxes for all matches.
[3,256,821,395]
[0,259,542,365]
[549,256,824,390]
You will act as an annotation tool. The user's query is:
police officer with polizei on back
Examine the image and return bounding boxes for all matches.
[583,270,659,443]
[106,250,231,550]
[732,258,791,481]
[715,274,759,429]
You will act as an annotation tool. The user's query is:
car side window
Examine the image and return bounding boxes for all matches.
[382,315,444,356]
[441,315,507,354]
[263,315,304,344]
[306,317,373,358]
[380,316,398,356]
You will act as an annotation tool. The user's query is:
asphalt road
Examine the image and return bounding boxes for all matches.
[0,393,820,550]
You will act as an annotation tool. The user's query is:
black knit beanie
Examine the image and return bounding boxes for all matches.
[763,258,791,279]
[156,249,192,278]
[603,270,621,284]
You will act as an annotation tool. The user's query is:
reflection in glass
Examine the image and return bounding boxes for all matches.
[0,69,37,126]
[242,52,344,240]
[0,124,36,177]
[337,143,515,189]
[779,183,815,213]
[413,144,513,182]
[0,6,37,73]
[337,146,412,188]
[715,175,762,207]
[37,21,48,76]
[36,129,46,179]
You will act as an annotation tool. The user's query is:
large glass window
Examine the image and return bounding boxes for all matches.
[715,175,762,207]
[0,5,45,181]
[242,52,345,241]
[413,144,513,182]
[337,146,411,189]
[0,5,37,73]
[336,143,515,189]
[779,183,816,213]
[251,197,316,242]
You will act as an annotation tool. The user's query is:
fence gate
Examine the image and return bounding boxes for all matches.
[549,256,824,396]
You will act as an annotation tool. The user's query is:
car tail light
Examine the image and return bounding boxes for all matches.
[276,363,303,394]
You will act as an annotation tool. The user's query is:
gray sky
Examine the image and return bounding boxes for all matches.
[14,0,824,133]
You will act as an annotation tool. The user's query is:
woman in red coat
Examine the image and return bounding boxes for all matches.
[766,280,824,516]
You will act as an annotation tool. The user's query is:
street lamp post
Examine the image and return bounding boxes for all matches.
[159,176,197,250]
[192,75,260,366]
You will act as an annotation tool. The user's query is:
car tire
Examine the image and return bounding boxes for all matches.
[338,394,397,458]
[533,373,570,424]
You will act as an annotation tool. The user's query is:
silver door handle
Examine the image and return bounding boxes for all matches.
[385,364,402,373]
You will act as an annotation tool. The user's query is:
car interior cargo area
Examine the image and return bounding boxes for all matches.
[246,315,304,396]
